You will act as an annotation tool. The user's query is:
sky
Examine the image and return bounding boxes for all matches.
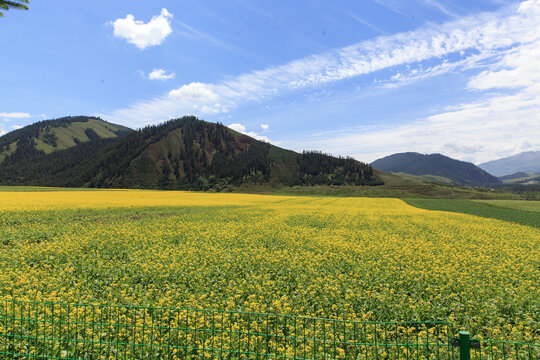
[1,0,539,164]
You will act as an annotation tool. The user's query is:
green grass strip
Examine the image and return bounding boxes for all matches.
[404,199,540,228]
[473,200,540,212]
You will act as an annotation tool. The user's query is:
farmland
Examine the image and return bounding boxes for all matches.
[0,190,538,346]
[404,199,540,228]
[474,200,540,213]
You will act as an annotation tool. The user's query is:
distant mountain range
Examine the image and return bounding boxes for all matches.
[478,151,540,177]
[371,152,500,186]
[0,116,378,190]
[4,116,535,191]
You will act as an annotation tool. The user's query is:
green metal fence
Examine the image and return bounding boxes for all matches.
[0,299,537,359]
[448,331,540,360]
[472,338,540,360]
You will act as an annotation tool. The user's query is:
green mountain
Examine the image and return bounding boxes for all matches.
[371,152,501,187]
[498,171,540,184]
[478,151,540,177]
[0,116,132,185]
[0,116,377,190]
[0,116,131,162]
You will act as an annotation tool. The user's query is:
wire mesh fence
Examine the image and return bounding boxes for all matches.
[471,339,540,360]
[0,299,537,359]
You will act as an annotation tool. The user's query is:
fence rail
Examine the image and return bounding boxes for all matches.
[471,339,540,360]
[0,299,537,359]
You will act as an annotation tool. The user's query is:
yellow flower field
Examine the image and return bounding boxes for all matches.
[0,190,538,344]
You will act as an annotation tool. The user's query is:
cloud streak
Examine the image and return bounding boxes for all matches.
[291,93,540,164]
[104,2,536,129]
[420,0,459,18]
[287,1,540,164]
[0,112,31,120]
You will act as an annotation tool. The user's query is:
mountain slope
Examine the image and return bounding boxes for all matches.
[0,116,131,162]
[499,171,540,182]
[1,116,377,190]
[68,117,376,189]
[478,151,540,176]
[497,172,540,186]
[0,116,132,185]
[371,152,500,186]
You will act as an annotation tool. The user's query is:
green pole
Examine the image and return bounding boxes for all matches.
[459,331,471,360]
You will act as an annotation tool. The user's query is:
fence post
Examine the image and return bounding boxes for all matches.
[459,331,471,360]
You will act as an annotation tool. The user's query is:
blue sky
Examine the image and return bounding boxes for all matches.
[1,0,539,163]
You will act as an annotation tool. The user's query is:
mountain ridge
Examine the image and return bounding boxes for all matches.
[478,151,540,176]
[371,152,500,186]
[0,116,378,190]
[0,116,131,162]
[0,116,133,185]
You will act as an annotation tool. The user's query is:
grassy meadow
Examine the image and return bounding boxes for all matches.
[474,200,540,212]
[0,189,538,346]
[405,199,540,228]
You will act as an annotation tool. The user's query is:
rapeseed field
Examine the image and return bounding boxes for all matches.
[0,190,538,345]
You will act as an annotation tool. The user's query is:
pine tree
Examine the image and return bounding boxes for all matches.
[0,0,29,17]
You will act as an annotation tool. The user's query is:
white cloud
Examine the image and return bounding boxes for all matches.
[113,8,173,50]
[147,69,175,81]
[228,123,246,133]
[227,123,270,142]
[260,124,269,130]
[276,0,540,164]
[104,2,539,128]
[0,112,31,120]
[467,44,540,90]
[11,125,23,130]
[0,129,5,136]
[290,32,540,164]
[291,98,540,164]
[169,82,218,100]
[281,1,540,164]
[103,1,540,162]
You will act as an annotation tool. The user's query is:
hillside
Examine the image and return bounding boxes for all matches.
[499,171,540,184]
[371,152,500,187]
[0,116,377,190]
[0,116,132,185]
[478,151,540,176]
[0,116,131,162]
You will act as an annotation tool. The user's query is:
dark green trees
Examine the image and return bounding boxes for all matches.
[0,116,379,189]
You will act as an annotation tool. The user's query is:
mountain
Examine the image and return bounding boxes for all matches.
[371,152,500,187]
[498,172,540,185]
[0,116,132,185]
[478,151,540,177]
[0,116,378,190]
[0,116,131,162]
[499,171,539,181]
